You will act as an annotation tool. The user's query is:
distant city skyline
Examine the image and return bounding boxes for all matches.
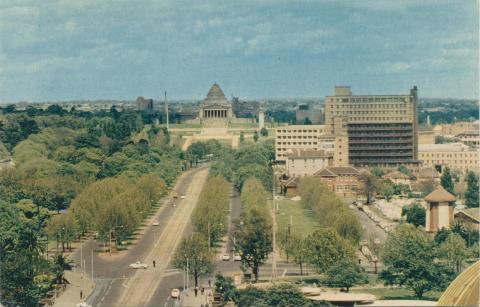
[0,0,478,102]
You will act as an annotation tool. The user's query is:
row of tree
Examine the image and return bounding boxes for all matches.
[191,176,231,247]
[60,173,166,248]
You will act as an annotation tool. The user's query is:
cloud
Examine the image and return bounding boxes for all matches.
[368,62,412,73]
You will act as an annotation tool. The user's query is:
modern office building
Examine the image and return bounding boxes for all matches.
[274,125,334,161]
[324,86,419,167]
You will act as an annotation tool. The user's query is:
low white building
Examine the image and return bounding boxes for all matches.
[286,149,332,177]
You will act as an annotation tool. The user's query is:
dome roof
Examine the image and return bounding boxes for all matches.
[424,185,456,203]
[206,83,226,99]
[437,260,480,306]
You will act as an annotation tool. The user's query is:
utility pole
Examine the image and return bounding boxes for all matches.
[186,257,189,290]
[271,173,277,281]
[109,228,112,256]
[164,91,169,130]
[91,248,94,280]
[80,239,83,269]
[208,221,211,250]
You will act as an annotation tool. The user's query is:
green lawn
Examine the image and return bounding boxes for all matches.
[351,287,442,301]
[276,199,320,236]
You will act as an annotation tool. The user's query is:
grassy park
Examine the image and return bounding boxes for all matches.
[276,199,320,236]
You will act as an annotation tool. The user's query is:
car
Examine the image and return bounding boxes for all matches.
[222,254,230,261]
[180,195,186,199]
[234,253,241,261]
[152,221,159,226]
[76,303,92,307]
[129,261,148,269]
[171,288,181,299]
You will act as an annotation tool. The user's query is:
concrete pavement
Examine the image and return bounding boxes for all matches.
[53,270,95,307]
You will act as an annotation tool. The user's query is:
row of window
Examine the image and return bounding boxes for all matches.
[328,97,410,103]
[420,153,478,158]
[277,142,318,146]
[422,159,478,165]
[330,110,408,115]
[277,129,321,133]
[336,184,358,192]
[277,135,317,139]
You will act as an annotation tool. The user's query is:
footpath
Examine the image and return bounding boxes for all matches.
[181,287,214,307]
[52,269,94,307]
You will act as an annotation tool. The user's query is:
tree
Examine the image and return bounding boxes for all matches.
[260,127,268,137]
[451,222,479,247]
[401,203,426,227]
[234,207,272,281]
[253,131,259,142]
[380,223,454,298]
[45,212,79,252]
[305,229,355,273]
[290,235,309,275]
[236,284,315,307]
[239,132,245,143]
[303,117,312,125]
[370,167,384,177]
[465,171,479,208]
[173,233,214,288]
[214,274,236,303]
[382,182,394,201]
[324,258,368,292]
[440,167,455,195]
[359,171,381,204]
[437,233,469,273]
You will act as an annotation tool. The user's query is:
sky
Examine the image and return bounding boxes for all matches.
[0,0,478,102]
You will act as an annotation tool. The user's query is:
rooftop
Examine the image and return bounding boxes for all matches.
[424,185,456,203]
[286,149,332,159]
[314,166,360,177]
[419,143,474,152]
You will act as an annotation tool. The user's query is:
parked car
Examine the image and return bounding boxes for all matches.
[222,254,230,261]
[180,195,186,199]
[153,221,159,226]
[171,288,181,299]
[129,261,148,269]
[233,253,241,261]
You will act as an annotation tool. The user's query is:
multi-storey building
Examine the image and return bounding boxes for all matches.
[455,131,480,148]
[285,149,332,177]
[418,143,479,174]
[274,125,333,161]
[325,86,419,167]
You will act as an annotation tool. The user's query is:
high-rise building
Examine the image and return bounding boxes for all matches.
[325,86,419,167]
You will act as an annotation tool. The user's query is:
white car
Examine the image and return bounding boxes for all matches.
[180,195,186,199]
[171,288,181,299]
[152,221,159,226]
[129,261,148,269]
[233,253,241,261]
[222,254,230,261]
[76,303,92,307]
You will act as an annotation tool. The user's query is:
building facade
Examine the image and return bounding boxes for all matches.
[296,104,323,124]
[274,125,333,161]
[324,86,419,167]
[418,143,479,173]
[286,149,332,177]
[198,83,234,127]
[313,166,361,198]
[455,131,480,148]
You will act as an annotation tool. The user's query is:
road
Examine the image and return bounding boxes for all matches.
[69,166,209,307]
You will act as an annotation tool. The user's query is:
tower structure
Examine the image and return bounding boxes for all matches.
[424,185,456,233]
[164,91,169,130]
